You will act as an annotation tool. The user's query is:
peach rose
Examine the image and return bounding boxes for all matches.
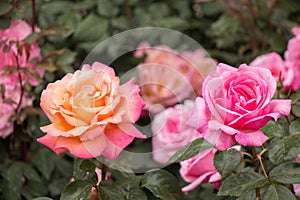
[135,42,216,113]
[38,62,146,160]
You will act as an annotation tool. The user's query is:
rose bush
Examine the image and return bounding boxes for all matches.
[38,62,146,159]
[188,63,291,150]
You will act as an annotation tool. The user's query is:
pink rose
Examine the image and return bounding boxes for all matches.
[284,26,300,91]
[188,63,291,150]
[0,75,33,138]
[135,43,216,113]
[38,62,146,160]
[0,20,43,86]
[179,148,221,193]
[151,100,201,164]
[250,52,294,90]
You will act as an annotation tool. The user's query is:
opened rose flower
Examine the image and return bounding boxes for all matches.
[151,100,201,164]
[135,42,216,113]
[38,62,146,159]
[188,63,291,150]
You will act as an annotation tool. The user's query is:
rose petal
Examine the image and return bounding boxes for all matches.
[235,130,268,146]
[182,171,215,193]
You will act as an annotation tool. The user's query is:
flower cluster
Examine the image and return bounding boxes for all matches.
[0,20,43,138]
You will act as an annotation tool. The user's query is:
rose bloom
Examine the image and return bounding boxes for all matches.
[0,19,43,86]
[0,76,33,138]
[188,63,291,150]
[38,62,146,160]
[135,42,216,113]
[179,148,221,193]
[151,100,201,164]
[284,26,300,91]
[250,52,294,90]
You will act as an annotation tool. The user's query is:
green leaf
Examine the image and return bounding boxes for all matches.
[269,162,300,184]
[261,120,284,138]
[32,149,55,180]
[292,102,300,117]
[97,0,119,17]
[60,180,94,200]
[214,149,241,178]
[218,170,268,197]
[290,89,300,104]
[73,14,108,43]
[79,160,96,173]
[125,183,147,200]
[236,190,256,200]
[32,198,54,200]
[268,134,300,165]
[168,138,213,163]
[290,120,300,133]
[0,2,12,15]
[263,184,297,200]
[21,181,48,199]
[141,169,184,200]
[98,181,125,200]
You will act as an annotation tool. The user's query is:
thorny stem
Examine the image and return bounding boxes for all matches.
[31,0,36,32]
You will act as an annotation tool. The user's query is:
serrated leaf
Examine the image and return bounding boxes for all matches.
[214,149,241,178]
[292,103,300,117]
[168,138,213,163]
[97,0,119,17]
[79,160,96,173]
[73,14,108,43]
[218,170,268,197]
[268,134,300,165]
[290,89,300,104]
[269,162,300,184]
[236,190,256,200]
[290,120,300,133]
[261,120,284,138]
[98,181,124,200]
[60,180,94,200]
[0,2,12,15]
[32,149,55,180]
[263,184,297,200]
[141,169,184,200]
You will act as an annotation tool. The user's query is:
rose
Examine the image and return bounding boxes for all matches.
[188,63,291,150]
[0,75,33,138]
[38,62,146,160]
[250,52,294,90]
[151,100,201,164]
[284,26,300,91]
[135,43,193,112]
[0,20,43,86]
[179,148,221,193]
[135,43,216,113]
